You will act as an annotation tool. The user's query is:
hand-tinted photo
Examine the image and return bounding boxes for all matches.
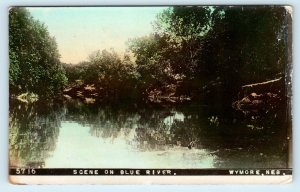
[9,6,292,184]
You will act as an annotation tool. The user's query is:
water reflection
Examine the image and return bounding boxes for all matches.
[9,99,289,169]
[9,101,64,168]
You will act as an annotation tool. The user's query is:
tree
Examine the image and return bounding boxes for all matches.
[155,6,220,79]
[87,49,140,101]
[147,6,225,98]
[128,34,173,96]
[198,6,289,108]
[149,6,289,108]
[63,62,90,84]
[9,7,67,98]
[203,6,288,83]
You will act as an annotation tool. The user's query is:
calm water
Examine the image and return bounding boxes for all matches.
[9,99,289,169]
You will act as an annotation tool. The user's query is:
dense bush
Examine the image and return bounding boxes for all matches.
[9,6,290,105]
[9,8,67,98]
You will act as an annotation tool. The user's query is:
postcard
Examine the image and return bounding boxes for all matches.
[8,5,292,184]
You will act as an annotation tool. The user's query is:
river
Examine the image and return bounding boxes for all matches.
[9,99,289,169]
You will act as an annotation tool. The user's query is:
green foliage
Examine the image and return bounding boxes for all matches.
[156,6,213,40]
[10,6,289,106]
[9,101,62,166]
[9,7,67,98]
[154,6,220,79]
[200,6,287,82]
[128,34,173,94]
[64,49,140,101]
[63,61,90,84]
[134,6,289,106]
[88,49,139,99]
[196,6,289,107]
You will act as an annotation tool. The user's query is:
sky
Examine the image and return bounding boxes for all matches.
[28,7,167,64]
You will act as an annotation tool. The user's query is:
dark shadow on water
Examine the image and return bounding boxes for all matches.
[9,98,289,168]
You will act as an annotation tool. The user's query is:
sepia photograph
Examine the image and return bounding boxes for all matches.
[8,5,292,184]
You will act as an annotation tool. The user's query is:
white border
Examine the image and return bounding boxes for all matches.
[1,0,299,191]
[9,175,293,185]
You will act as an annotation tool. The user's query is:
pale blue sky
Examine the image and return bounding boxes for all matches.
[28,7,167,63]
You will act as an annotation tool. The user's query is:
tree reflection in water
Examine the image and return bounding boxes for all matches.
[9,100,64,168]
[9,99,289,168]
